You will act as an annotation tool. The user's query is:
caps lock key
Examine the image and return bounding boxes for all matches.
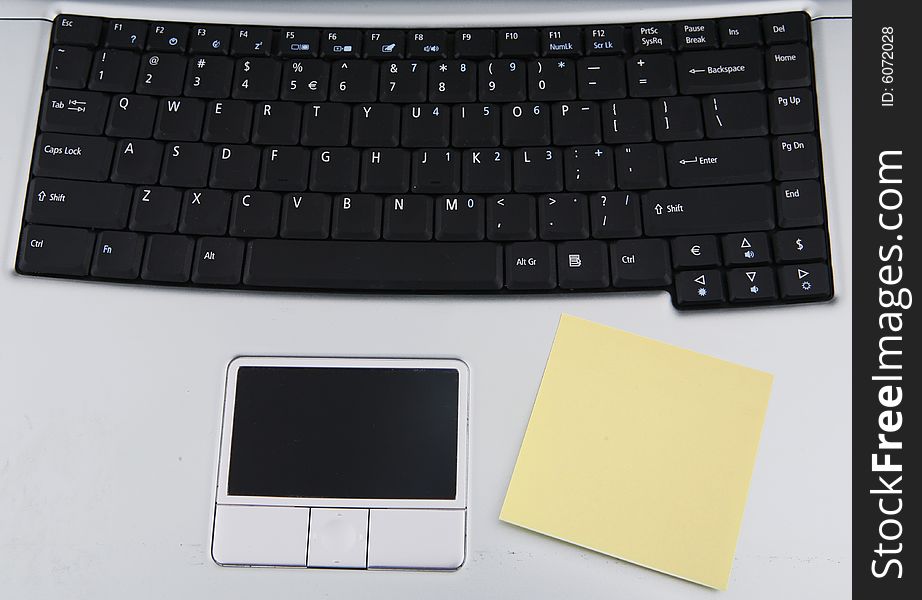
[32,133,114,181]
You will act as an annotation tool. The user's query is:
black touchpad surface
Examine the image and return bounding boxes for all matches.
[228,366,459,500]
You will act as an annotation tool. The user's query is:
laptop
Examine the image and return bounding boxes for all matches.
[0,0,851,597]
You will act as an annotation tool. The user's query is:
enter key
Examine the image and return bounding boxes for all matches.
[665,138,771,187]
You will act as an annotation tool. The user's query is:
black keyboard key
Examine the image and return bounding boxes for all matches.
[160,142,212,187]
[154,98,205,141]
[577,57,626,100]
[652,97,703,141]
[111,139,163,183]
[203,99,253,143]
[254,102,303,145]
[462,148,511,193]
[513,147,562,192]
[541,27,581,57]
[364,30,405,59]
[627,54,676,97]
[185,56,234,98]
[763,13,808,44]
[279,28,320,58]
[18,224,94,276]
[261,146,311,191]
[331,194,382,239]
[486,194,535,241]
[503,103,550,146]
[455,30,494,58]
[453,104,500,147]
[380,60,428,103]
[141,234,194,282]
[26,178,131,229]
[674,270,725,306]
[528,59,576,101]
[435,195,485,240]
[602,99,652,143]
[280,193,331,239]
[148,22,189,52]
[310,148,359,192]
[430,60,477,102]
[40,89,108,135]
[769,89,815,134]
[383,195,433,240]
[137,53,187,96]
[702,92,768,138]
[727,267,777,303]
[718,17,762,48]
[505,242,556,290]
[773,134,820,180]
[676,21,718,50]
[330,60,378,102]
[614,143,666,189]
[585,26,626,55]
[676,48,764,94]
[778,263,831,300]
[91,231,145,279]
[280,59,329,101]
[407,30,448,59]
[321,30,361,58]
[130,186,182,232]
[776,180,824,227]
[54,16,102,47]
[189,25,231,55]
[479,59,527,102]
[773,228,828,263]
[360,149,410,193]
[403,104,449,147]
[211,144,260,189]
[411,149,460,193]
[105,20,147,50]
[107,94,156,138]
[538,193,589,240]
[232,27,273,57]
[722,232,771,265]
[671,235,720,268]
[565,145,614,191]
[244,240,503,290]
[642,184,774,236]
[551,105,602,148]
[301,104,349,146]
[557,240,610,289]
[32,133,113,181]
[229,191,281,237]
[179,189,232,235]
[88,49,139,92]
[192,237,245,284]
[610,239,671,287]
[497,29,538,57]
[233,58,281,100]
[632,23,674,52]
[766,44,812,88]
[47,46,92,89]
[666,138,771,187]
[589,192,641,238]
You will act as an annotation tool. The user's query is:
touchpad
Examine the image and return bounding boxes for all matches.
[212,358,468,570]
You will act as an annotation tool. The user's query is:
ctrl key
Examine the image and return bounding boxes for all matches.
[18,224,93,276]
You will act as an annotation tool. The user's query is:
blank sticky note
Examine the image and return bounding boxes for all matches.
[500,314,772,590]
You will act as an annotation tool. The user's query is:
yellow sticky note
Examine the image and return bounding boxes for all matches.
[500,314,772,590]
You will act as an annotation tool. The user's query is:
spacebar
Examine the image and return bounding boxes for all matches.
[244,240,504,291]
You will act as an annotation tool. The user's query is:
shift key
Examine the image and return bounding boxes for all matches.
[32,133,114,182]
[642,184,774,236]
[26,178,132,229]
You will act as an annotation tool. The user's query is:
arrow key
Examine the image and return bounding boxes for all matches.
[728,267,777,302]
[674,269,724,306]
[722,232,771,265]
[778,263,831,300]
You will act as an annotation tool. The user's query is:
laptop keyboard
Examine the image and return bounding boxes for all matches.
[17,12,833,309]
